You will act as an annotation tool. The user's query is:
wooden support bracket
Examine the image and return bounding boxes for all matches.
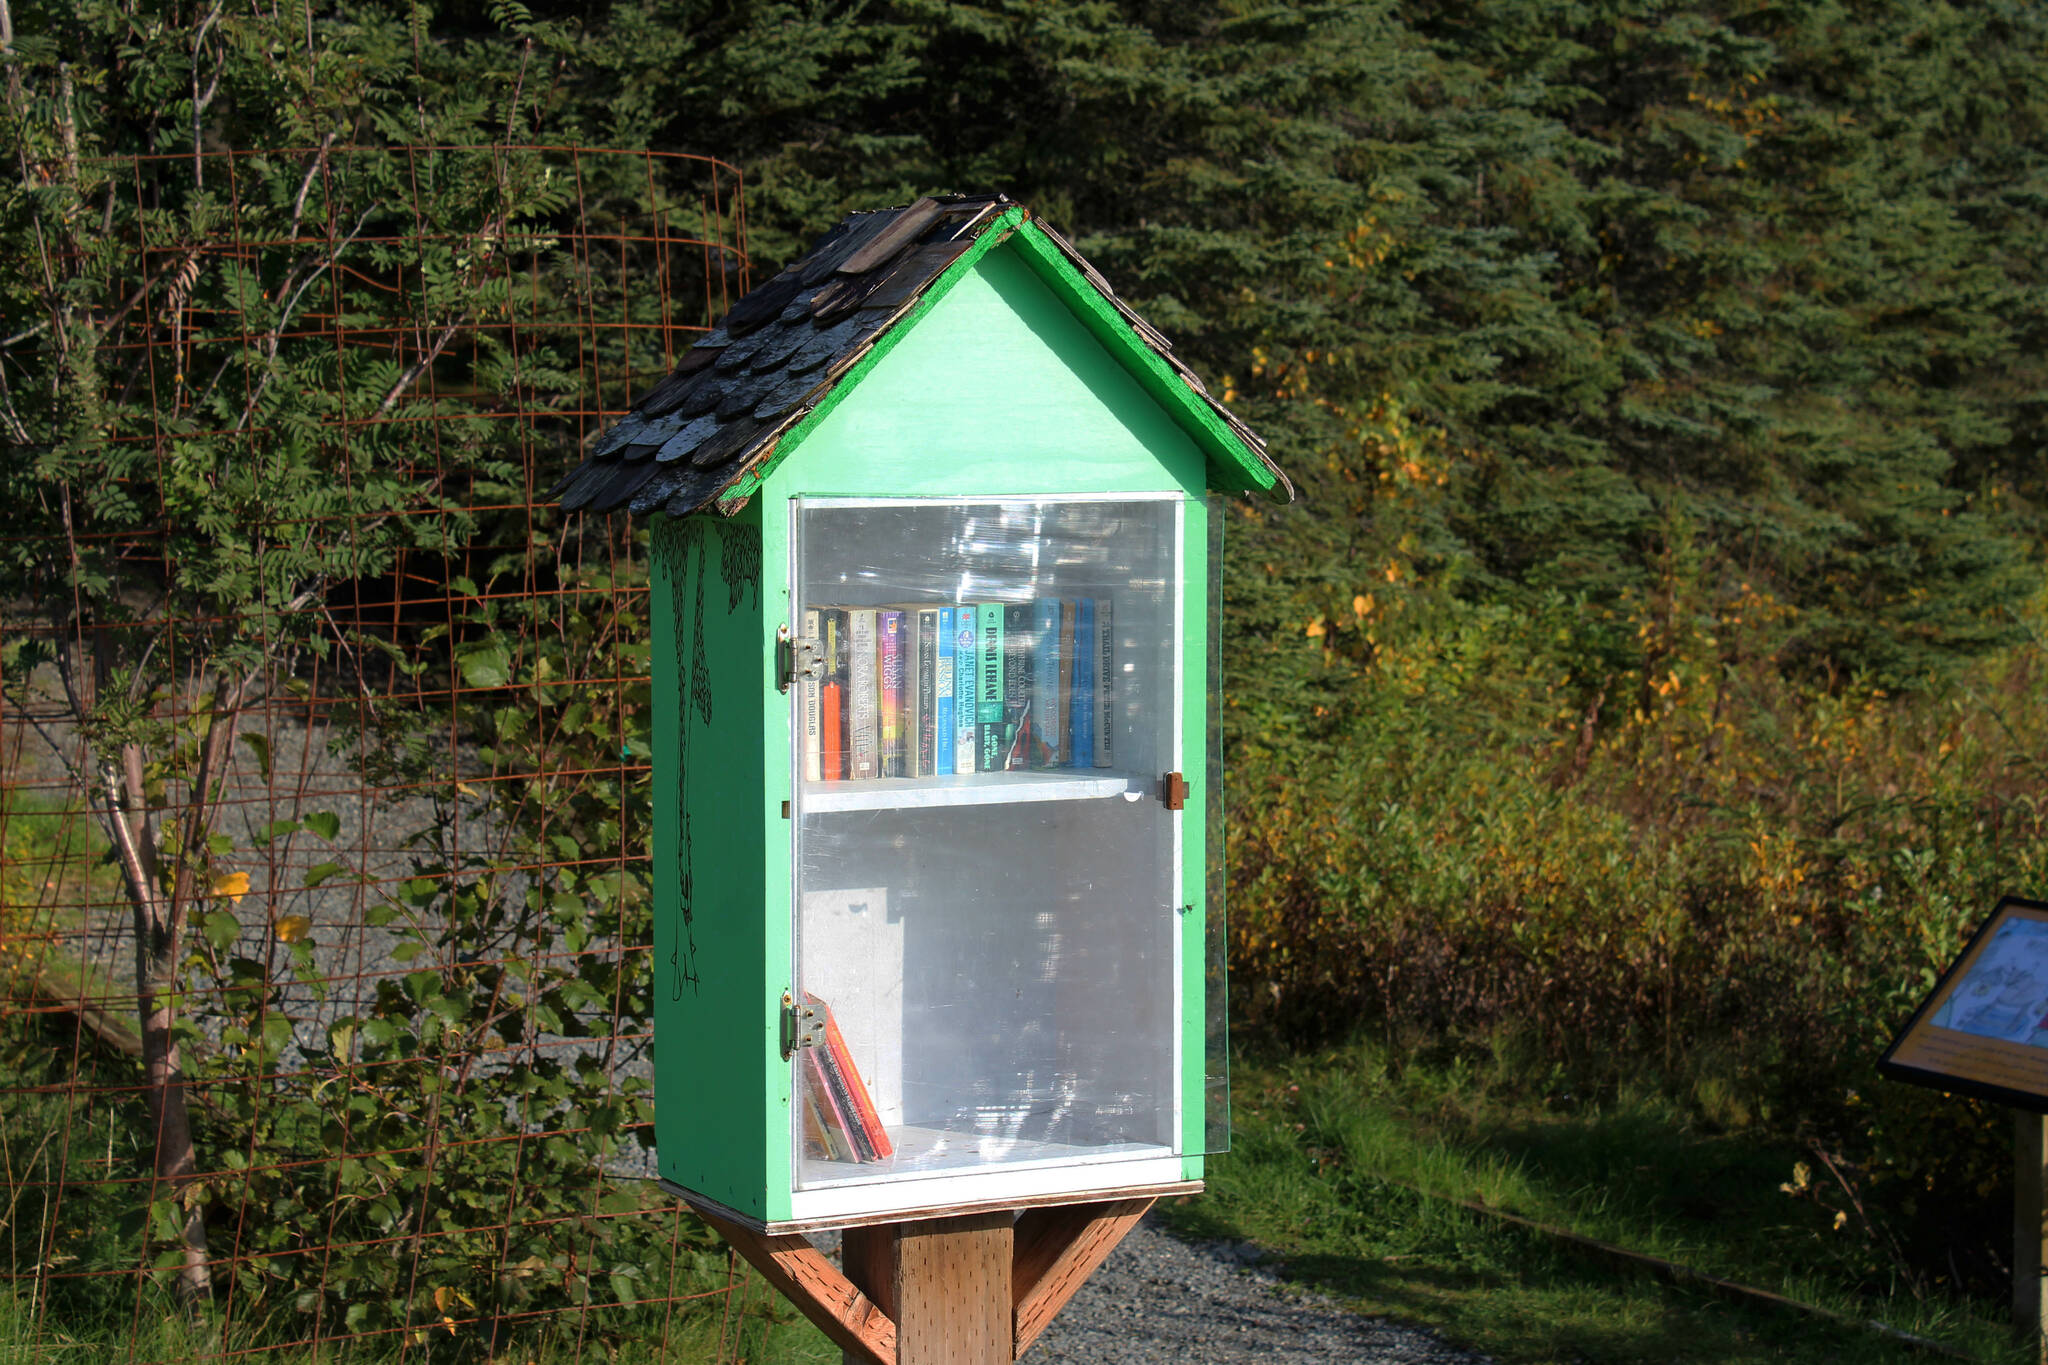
[1012,1197,1154,1358]
[692,1194,1157,1363]
[692,1205,899,1365]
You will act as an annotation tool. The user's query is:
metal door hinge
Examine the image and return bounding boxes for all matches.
[780,991,824,1059]
[1160,771,1188,810]
[777,623,824,693]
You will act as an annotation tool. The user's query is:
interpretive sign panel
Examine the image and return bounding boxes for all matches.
[1882,897,2048,1112]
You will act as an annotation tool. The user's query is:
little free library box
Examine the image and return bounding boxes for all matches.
[555,194,1292,1233]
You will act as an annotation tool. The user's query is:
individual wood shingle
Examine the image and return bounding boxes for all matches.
[678,368,737,418]
[799,211,895,285]
[549,457,612,506]
[836,197,941,274]
[589,412,652,459]
[661,464,736,517]
[806,272,889,324]
[778,289,827,325]
[628,464,696,516]
[751,371,827,424]
[747,329,812,374]
[717,377,772,420]
[856,241,972,315]
[715,327,776,371]
[627,406,694,451]
[637,350,720,418]
[721,270,806,337]
[570,456,661,513]
[691,414,764,469]
[653,413,722,463]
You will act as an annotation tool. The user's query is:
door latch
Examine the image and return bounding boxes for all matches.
[1159,771,1188,810]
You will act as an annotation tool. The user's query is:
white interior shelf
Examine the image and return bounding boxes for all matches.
[802,769,1139,813]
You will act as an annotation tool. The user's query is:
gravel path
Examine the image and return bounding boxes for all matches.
[1029,1216,1490,1364]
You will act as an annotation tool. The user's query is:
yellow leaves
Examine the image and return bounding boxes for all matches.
[1352,594,1374,620]
[413,1285,476,1342]
[274,914,311,943]
[211,871,250,903]
[1304,617,1326,639]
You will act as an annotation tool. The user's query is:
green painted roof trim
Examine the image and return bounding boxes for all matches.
[719,207,1275,506]
[1002,220,1276,496]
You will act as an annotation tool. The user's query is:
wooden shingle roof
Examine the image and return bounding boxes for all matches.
[549,194,1291,518]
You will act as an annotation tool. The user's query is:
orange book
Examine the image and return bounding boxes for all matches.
[807,992,893,1159]
[821,678,844,780]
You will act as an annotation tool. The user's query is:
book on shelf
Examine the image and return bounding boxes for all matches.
[802,1048,868,1162]
[808,992,893,1158]
[1002,602,1034,770]
[848,609,879,780]
[976,602,1006,773]
[1059,599,1077,766]
[801,1071,848,1162]
[877,609,907,778]
[798,993,890,1163]
[801,607,824,783]
[914,607,940,777]
[1070,598,1094,767]
[935,607,957,776]
[820,609,847,781]
[802,592,1117,785]
[952,608,978,773]
[1031,598,1063,768]
[1094,595,1114,767]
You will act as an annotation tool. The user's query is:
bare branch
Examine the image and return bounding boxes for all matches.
[285,134,336,245]
[188,2,225,189]
[373,317,465,418]
[231,207,374,432]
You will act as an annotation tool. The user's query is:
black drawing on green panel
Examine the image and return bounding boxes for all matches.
[659,516,761,1000]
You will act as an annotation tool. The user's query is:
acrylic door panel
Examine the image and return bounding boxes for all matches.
[788,495,1185,1212]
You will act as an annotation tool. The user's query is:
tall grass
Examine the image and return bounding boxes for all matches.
[1228,577,2048,1291]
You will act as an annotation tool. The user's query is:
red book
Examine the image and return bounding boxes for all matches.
[821,679,844,780]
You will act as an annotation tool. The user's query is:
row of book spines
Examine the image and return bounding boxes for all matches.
[801,993,892,1164]
[802,600,1114,781]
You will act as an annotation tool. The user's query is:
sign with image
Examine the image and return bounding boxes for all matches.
[1882,896,2048,1111]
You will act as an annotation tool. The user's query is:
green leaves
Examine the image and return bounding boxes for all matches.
[455,639,512,689]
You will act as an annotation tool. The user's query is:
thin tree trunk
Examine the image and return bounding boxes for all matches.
[98,669,245,1311]
[102,742,213,1309]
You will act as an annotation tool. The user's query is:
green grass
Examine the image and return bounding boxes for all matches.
[1168,1037,2026,1364]
[0,790,123,1016]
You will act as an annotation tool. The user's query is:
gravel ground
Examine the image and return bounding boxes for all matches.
[1025,1216,1490,1365]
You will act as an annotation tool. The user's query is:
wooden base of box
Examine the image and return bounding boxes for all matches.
[663,1177,1201,1236]
[670,1181,1200,1364]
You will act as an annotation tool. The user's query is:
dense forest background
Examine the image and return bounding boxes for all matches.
[9,0,2048,1316]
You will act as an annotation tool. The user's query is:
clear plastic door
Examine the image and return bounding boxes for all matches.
[788,495,1185,1192]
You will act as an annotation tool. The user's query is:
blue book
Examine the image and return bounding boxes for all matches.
[1071,598,1095,767]
[935,607,956,776]
[1032,599,1062,767]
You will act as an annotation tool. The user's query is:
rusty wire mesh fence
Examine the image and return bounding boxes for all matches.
[0,144,812,1362]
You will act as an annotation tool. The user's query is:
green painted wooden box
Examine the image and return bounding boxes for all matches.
[557,197,1289,1230]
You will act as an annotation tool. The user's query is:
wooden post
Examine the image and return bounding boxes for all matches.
[2020,1111,2047,1365]
[696,1193,1156,1365]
